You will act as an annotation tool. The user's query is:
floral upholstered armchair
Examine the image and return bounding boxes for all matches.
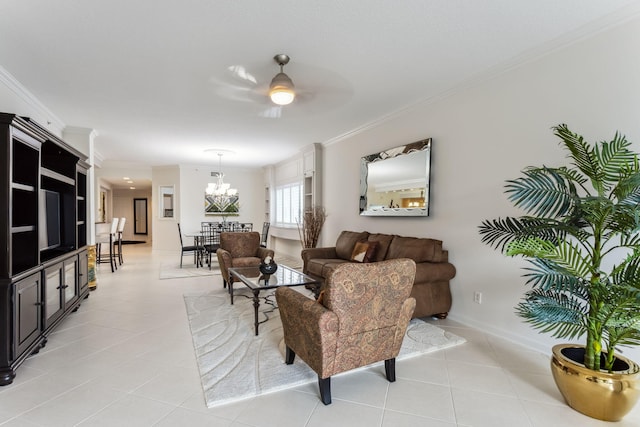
[216,232,275,288]
[275,258,416,405]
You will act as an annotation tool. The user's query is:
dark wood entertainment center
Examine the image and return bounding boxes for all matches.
[0,113,90,385]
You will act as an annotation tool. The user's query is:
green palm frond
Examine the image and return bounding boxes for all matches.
[505,167,576,218]
[478,217,564,251]
[506,238,591,279]
[505,237,557,258]
[611,256,640,291]
[554,124,605,193]
[614,168,640,205]
[621,233,640,249]
[595,131,637,185]
[517,289,586,339]
[522,258,589,298]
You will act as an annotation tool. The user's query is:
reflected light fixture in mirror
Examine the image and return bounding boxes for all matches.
[269,54,295,106]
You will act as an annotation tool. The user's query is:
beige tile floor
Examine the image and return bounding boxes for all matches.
[0,244,638,426]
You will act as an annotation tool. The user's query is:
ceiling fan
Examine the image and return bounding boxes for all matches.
[210,53,350,117]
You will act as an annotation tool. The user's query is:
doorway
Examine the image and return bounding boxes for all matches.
[133,198,148,235]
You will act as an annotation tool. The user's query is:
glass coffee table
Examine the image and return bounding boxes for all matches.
[228,264,321,336]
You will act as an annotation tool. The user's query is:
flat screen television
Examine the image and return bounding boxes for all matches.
[39,189,61,251]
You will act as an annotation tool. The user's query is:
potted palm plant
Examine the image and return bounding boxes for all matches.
[479,124,640,421]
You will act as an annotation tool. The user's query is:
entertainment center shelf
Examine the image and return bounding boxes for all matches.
[0,113,90,385]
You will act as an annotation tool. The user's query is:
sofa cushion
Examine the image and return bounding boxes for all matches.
[306,258,351,278]
[367,233,394,261]
[335,231,370,260]
[386,236,445,263]
[350,241,379,263]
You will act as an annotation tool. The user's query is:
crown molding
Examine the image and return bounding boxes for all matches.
[0,66,66,135]
[323,3,640,147]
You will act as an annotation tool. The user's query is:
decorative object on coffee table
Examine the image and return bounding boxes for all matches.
[479,124,640,421]
[259,255,278,275]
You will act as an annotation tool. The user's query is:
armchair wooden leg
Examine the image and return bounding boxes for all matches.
[285,346,296,364]
[318,376,331,405]
[385,358,396,382]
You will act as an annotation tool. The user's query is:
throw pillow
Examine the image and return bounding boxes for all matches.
[350,241,379,263]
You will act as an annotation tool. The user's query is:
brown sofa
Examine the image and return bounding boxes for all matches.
[301,230,456,319]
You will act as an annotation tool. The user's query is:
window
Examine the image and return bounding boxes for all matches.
[274,181,303,227]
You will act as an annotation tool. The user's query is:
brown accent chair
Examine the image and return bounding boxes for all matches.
[275,258,416,405]
[216,232,275,288]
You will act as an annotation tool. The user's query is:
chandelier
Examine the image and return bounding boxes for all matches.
[205,153,237,208]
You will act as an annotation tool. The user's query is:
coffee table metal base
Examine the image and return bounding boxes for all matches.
[228,266,320,336]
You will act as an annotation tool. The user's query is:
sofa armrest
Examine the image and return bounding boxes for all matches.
[256,247,275,261]
[301,246,338,273]
[216,248,233,283]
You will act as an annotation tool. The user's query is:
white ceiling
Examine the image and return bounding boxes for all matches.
[1,0,639,173]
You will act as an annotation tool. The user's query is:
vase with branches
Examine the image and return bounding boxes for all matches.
[297,205,327,249]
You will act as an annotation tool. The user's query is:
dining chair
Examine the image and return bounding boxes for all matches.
[96,218,119,272]
[177,223,199,267]
[115,217,126,265]
[260,222,270,247]
[201,223,221,269]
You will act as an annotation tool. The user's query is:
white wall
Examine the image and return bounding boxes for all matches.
[152,165,180,251]
[322,16,640,361]
[112,188,152,243]
[178,165,265,235]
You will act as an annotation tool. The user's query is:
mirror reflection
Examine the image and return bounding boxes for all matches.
[159,185,175,218]
[359,139,431,216]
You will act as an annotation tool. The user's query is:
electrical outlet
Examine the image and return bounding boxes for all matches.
[474,291,482,304]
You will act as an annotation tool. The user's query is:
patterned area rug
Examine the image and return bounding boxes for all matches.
[159,262,221,279]
[184,288,466,408]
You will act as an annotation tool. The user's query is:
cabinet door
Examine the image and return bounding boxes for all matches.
[63,258,78,306]
[14,273,43,357]
[44,263,63,328]
[78,250,88,295]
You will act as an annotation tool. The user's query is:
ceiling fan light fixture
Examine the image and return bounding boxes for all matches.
[269,74,295,105]
[269,54,295,106]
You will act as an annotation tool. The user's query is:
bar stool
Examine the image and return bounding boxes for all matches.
[115,217,126,265]
[96,218,119,272]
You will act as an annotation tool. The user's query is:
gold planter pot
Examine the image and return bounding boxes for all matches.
[551,344,640,421]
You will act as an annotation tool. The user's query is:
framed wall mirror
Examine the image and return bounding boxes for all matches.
[159,185,174,219]
[133,198,148,234]
[359,138,431,217]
